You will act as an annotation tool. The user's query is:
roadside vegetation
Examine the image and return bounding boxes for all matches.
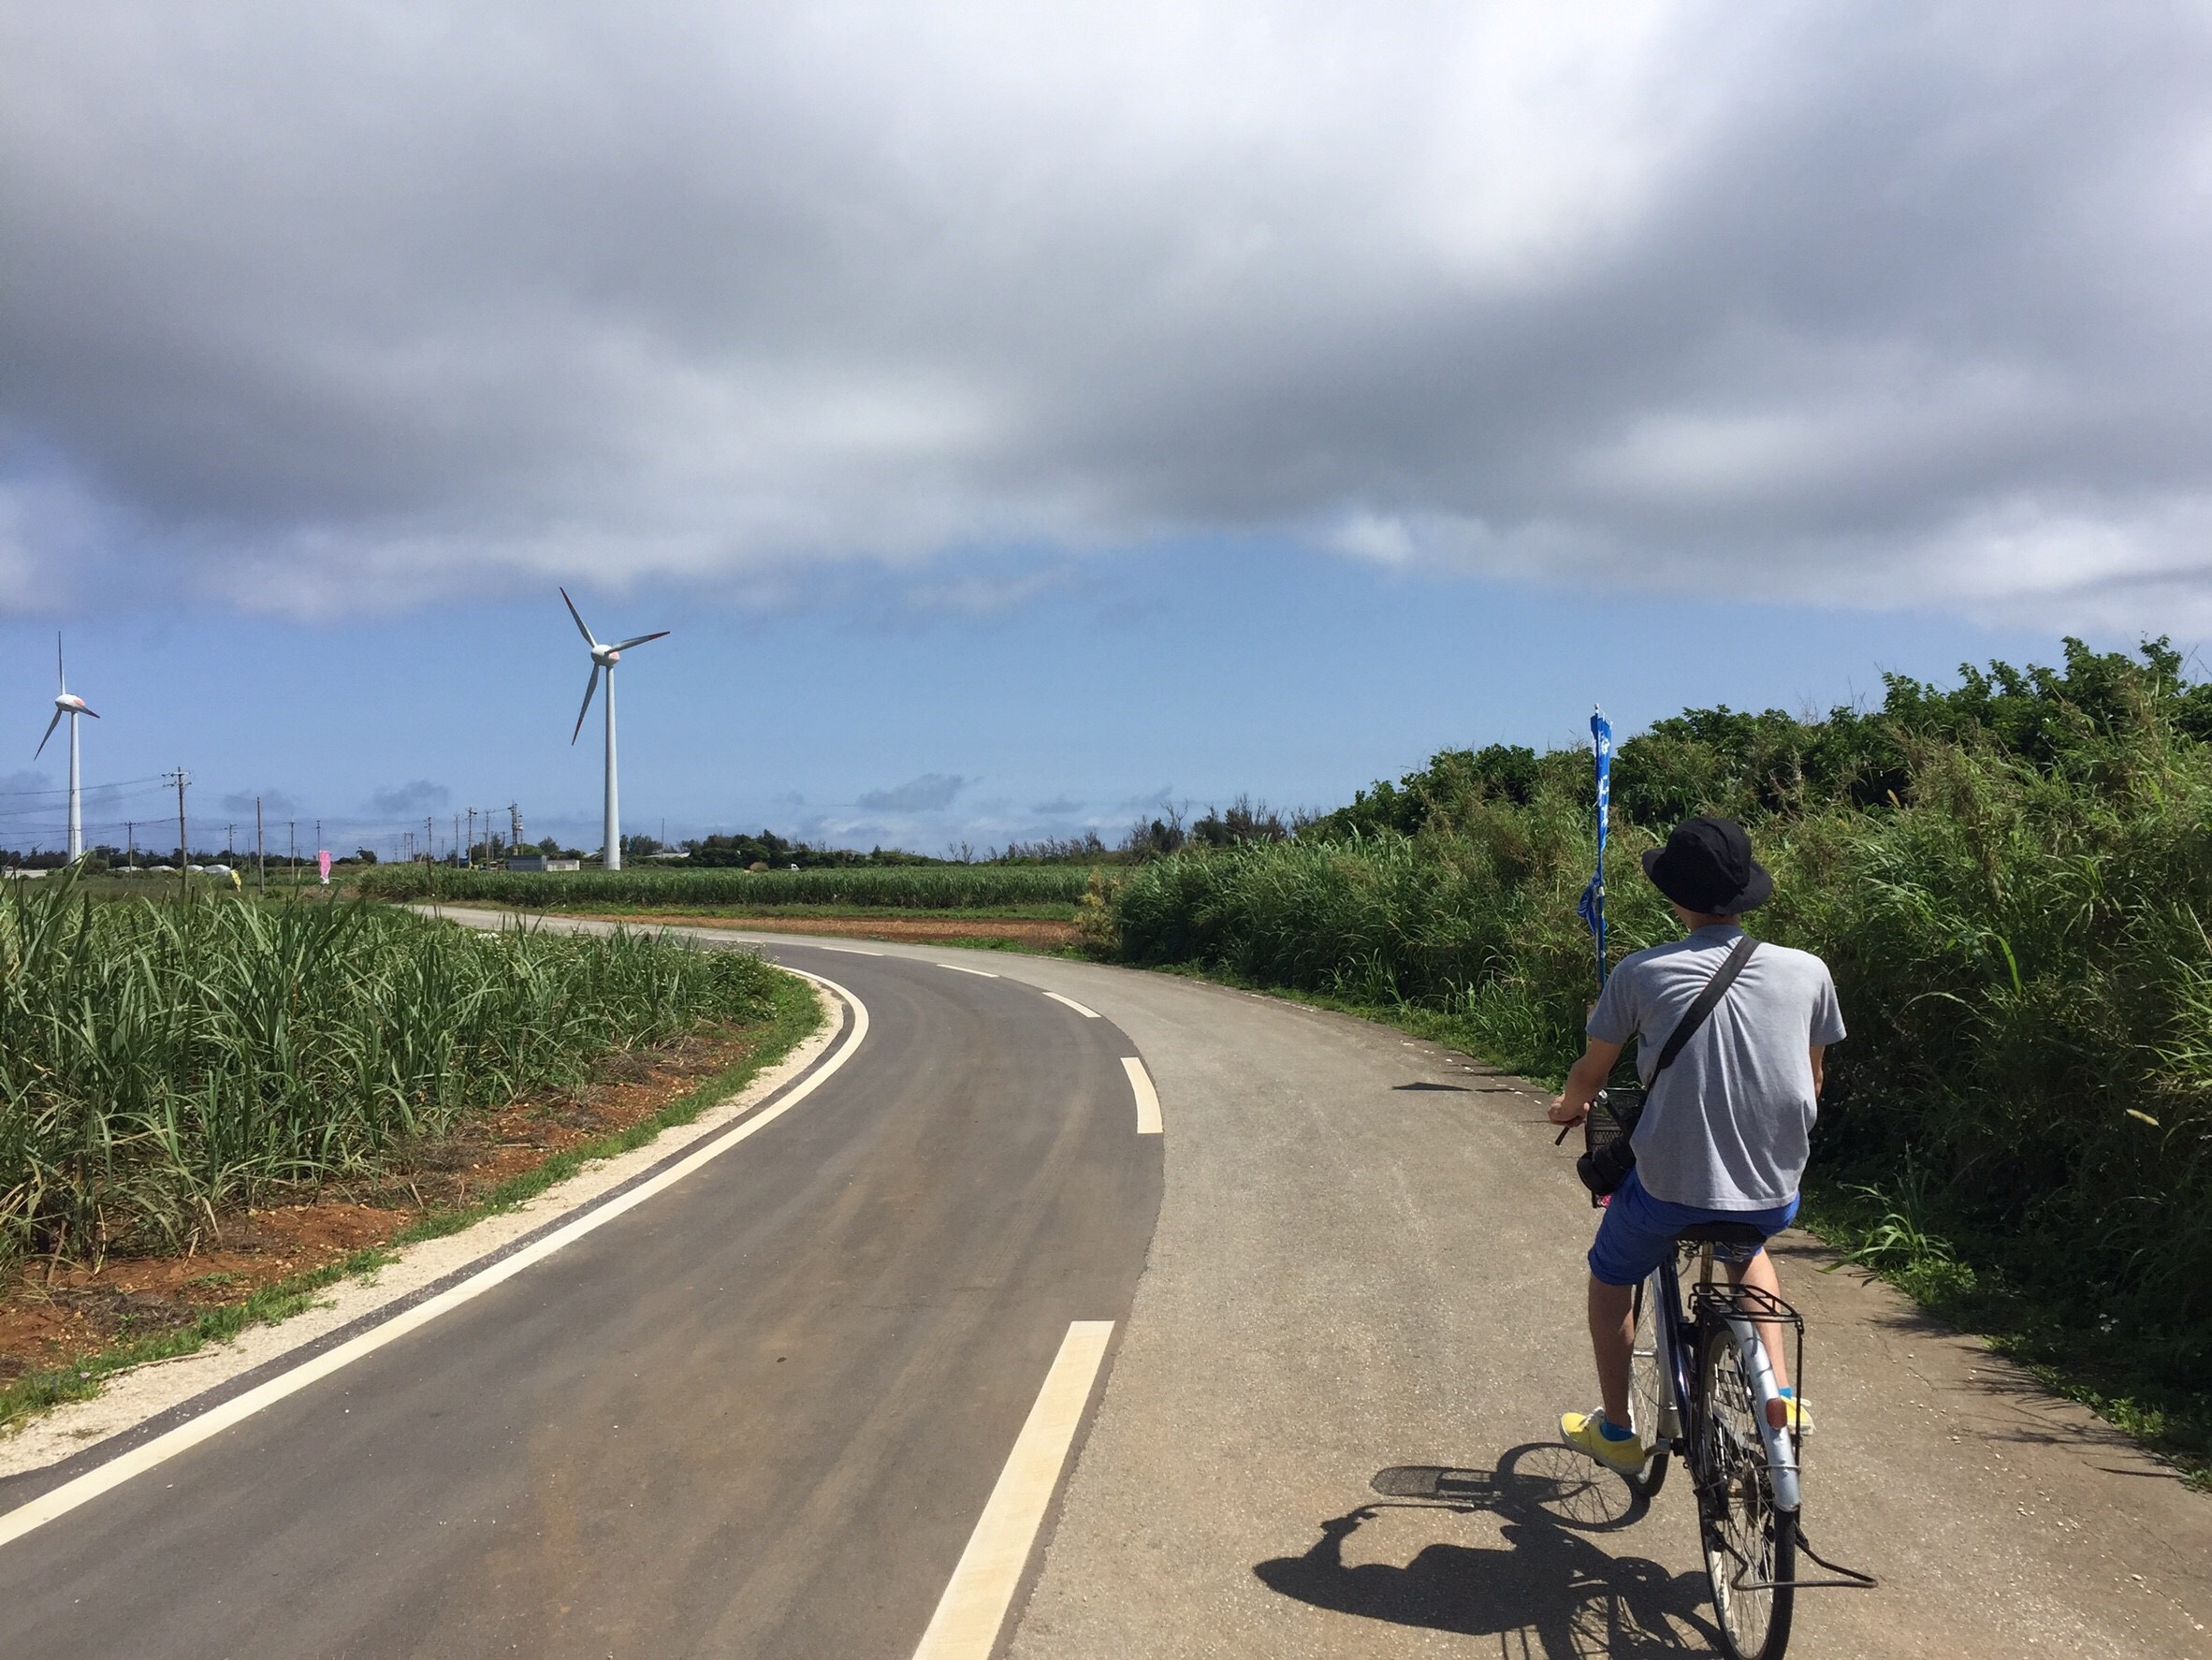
[359,863,1096,910]
[0,964,819,1433]
[0,880,793,1274]
[1099,639,2212,1482]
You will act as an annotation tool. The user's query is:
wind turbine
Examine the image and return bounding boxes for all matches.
[560,589,669,872]
[35,634,99,864]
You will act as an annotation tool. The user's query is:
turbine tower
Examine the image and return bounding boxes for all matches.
[35,634,99,864]
[560,589,669,871]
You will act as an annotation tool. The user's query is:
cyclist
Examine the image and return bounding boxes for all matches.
[1547,815,1844,1474]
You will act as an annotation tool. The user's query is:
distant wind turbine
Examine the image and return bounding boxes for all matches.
[560,589,669,872]
[35,633,99,864]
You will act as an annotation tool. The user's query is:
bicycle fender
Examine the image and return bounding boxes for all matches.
[1724,1316,1803,1513]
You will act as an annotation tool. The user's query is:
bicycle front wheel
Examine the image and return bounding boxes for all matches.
[1626,1274,1670,1498]
[1696,1322,1796,1660]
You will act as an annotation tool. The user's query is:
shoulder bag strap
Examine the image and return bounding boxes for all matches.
[1651,933,1759,1077]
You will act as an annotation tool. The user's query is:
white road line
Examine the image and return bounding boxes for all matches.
[808,944,884,955]
[1041,990,1099,1019]
[937,963,999,977]
[1121,1056,1162,1136]
[910,1321,1113,1660]
[0,969,872,1552]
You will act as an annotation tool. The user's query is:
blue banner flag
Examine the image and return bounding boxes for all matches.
[1576,708,1613,987]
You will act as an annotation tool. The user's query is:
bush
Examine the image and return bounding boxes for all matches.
[359,864,1097,910]
[1108,640,2212,1404]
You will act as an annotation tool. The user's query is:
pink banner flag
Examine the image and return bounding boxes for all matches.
[317,850,332,884]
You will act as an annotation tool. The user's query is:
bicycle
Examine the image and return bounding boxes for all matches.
[1581,1098,1873,1660]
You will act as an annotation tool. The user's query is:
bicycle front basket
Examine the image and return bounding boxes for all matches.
[1579,1085,1645,1208]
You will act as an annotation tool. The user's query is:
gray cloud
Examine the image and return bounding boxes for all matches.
[363,779,450,818]
[856,774,968,813]
[4,6,2212,628]
[220,788,300,816]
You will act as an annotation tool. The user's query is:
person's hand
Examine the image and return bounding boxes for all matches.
[1548,1095,1587,1127]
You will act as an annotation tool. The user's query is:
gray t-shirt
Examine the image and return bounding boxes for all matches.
[1587,924,1845,1210]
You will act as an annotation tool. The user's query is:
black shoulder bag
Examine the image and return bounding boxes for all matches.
[1576,933,1759,1201]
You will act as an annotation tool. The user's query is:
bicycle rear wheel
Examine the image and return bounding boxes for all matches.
[1626,1274,1670,1497]
[1696,1322,1796,1660]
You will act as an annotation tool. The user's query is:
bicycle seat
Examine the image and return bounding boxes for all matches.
[1674,1221,1769,1246]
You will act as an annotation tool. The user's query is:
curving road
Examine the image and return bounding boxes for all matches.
[0,937,1161,1659]
[4,919,2208,1658]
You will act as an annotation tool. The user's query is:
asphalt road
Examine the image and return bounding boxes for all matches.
[6,919,2207,1658]
[0,939,1162,1659]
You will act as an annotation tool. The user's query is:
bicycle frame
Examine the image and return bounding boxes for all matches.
[1645,1246,1802,1514]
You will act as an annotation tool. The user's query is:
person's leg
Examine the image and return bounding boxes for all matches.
[1589,1274,1636,1425]
[1581,1172,1668,1449]
[1724,1247,1792,1392]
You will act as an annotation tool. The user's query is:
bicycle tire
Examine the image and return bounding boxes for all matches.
[1695,1321,1796,1660]
[1626,1274,1670,1498]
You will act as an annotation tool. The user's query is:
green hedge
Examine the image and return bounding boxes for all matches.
[1109,641,2212,1403]
[358,864,1096,910]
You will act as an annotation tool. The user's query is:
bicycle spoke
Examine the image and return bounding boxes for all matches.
[1697,1323,1796,1659]
[1626,1273,1673,1498]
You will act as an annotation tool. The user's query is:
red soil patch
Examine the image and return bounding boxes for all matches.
[0,1025,764,1389]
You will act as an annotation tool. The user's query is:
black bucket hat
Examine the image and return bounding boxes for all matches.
[1640,816,1773,914]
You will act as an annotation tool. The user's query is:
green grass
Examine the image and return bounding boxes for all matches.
[0,878,793,1270]
[0,970,822,1437]
[378,969,821,1244]
[473,900,1083,923]
[359,864,1098,910]
[1794,1176,2212,1493]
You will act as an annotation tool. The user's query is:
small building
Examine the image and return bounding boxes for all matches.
[504,856,580,873]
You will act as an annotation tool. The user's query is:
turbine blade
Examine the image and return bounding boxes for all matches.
[610,630,670,651]
[55,633,65,694]
[570,664,601,744]
[34,707,62,759]
[560,587,598,648]
[81,706,99,720]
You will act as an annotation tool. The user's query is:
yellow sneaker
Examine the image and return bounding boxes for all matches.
[1562,1409,1649,1474]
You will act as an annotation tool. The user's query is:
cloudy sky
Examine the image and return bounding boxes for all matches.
[2,3,2207,853]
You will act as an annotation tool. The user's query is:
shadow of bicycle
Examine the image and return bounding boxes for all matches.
[1253,1443,1721,1657]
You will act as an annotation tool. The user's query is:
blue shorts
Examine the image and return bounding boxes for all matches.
[1586,1168,1799,1288]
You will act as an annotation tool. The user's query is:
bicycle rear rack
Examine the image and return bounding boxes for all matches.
[1687,1281,1807,1511]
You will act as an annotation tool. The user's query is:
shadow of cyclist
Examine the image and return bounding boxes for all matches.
[1252,1443,1718,1657]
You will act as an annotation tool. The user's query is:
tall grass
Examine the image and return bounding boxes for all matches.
[0,881,784,1268]
[357,864,1096,910]
[1108,645,2212,1437]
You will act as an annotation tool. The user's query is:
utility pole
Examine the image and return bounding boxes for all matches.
[289,820,298,889]
[124,820,135,871]
[167,769,190,901]
[226,823,236,861]
[511,802,523,853]
[255,795,266,894]
[466,806,476,866]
